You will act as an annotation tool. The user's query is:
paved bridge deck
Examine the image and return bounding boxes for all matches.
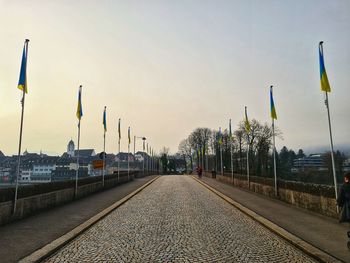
[45,176,315,262]
[0,175,348,262]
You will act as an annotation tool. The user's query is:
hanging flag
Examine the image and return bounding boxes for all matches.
[18,40,29,93]
[319,42,331,92]
[76,85,83,120]
[245,106,251,133]
[128,127,131,145]
[218,127,223,145]
[118,118,121,140]
[103,106,107,132]
[270,86,277,120]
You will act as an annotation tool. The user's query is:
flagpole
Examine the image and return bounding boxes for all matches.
[128,128,130,181]
[103,131,106,187]
[118,138,120,182]
[271,86,278,196]
[272,117,277,196]
[13,89,25,214]
[13,39,29,214]
[220,145,223,176]
[319,42,338,210]
[202,147,204,172]
[325,92,338,201]
[127,142,130,180]
[230,142,234,184]
[75,118,81,197]
[245,106,250,188]
[247,136,250,187]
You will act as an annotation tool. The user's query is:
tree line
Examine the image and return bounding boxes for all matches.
[178,120,347,185]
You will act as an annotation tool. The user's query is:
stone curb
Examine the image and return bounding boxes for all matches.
[19,176,161,263]
[191,176,342,263]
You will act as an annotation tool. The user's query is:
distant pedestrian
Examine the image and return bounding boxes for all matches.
[337,173,350,249]
[197,165,203,178]
[337,173,350,223]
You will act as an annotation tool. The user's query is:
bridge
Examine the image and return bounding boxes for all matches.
[0,174,348,262]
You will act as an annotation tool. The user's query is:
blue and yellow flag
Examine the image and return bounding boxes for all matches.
[18,40,29,93]
[218,127,223,145]
[76,85,83,120]
[118,118,121,140]
[103,106,107,132]
[319,42,331,93]
[128,127,131,145]
[244,106,251,133]
[270,86,277,120]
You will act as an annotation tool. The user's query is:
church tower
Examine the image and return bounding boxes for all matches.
[67,139,75,157]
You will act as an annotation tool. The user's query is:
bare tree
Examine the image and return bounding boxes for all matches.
[178,139,193,172]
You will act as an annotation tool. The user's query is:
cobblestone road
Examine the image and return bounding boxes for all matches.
[46,176,317,263]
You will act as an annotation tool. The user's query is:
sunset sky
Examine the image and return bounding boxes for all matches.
[0,0,349,156]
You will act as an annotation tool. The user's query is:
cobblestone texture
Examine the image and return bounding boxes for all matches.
[45,175,317,263]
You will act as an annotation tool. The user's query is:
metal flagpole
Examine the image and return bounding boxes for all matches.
[206,148,208,172]
[133,135,136,172]
[118,118,121,182]
[127,142,130,180]
[272,118,277,196]
[76,118,81,197]
[220,145,223,176]
[103,131,106,187]
[271,86,278,196]
[14,91,25,214]
[128,127,130,181]
[201,147,204,172]
[118,138,120,181]
[230,119,234,184]
[102,106,106,187]
[319,42,338,210]
[143,140,145,176]
[247,136,250,187]
[230,142,234,184]
[13,39,29,214]
[325,92,338,201]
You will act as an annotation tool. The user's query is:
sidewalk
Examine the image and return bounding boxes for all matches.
[199,176,350,262]
[0,175,158,263]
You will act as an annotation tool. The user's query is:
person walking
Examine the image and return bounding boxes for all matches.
[337,173,350,248]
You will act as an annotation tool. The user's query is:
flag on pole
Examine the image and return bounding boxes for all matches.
[103,106,107,132]
[76,85,83,120]
[229,119,233,140]
[118,118,121,140]
[319,42,331,93]
[244,106,251,133]
[128,127,131,145]
[18,40,29,93]
[270,86,277,120]
[218,127,223,145]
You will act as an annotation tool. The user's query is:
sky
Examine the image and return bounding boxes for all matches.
[0,0,349,156]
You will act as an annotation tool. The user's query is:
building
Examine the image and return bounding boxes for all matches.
[292,154,327,172]
[30,157,60,183]
[115,152,134,162]
[74,149,95,158]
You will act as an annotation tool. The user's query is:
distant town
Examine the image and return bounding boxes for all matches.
[1,137,350,187]
[0,139,160,186]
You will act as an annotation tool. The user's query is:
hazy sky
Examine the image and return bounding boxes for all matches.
[0,0,349,156]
